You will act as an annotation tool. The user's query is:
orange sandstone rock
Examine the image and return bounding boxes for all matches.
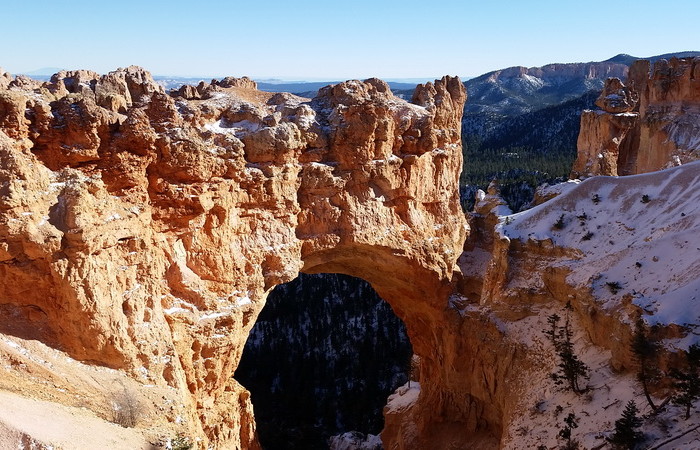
[0,68,468,448]
[573,57,700,178]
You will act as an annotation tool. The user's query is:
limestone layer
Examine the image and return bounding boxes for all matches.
[572,56,700,177]
[0,66,467,448]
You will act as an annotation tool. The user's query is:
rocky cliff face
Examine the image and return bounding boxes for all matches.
[0,67,467,448]
[572,57,700,177]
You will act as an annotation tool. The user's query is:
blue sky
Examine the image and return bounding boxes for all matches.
[3,0,698,80]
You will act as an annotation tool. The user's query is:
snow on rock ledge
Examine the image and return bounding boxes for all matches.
[328,431,383,450]
[385,381,421,414]
[500,161,700,341]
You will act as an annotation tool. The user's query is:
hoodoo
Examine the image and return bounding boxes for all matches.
[572,56,700,178]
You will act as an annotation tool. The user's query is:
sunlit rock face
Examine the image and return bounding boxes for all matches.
[0,67,467,448]
[572,57,700,178]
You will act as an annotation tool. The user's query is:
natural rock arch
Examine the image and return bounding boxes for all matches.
[0,68,511,448]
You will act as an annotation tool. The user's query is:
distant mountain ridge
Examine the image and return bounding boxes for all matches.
[604,51,700,65]
[465,51,700,116]
[19,67,65,76]
[466,61,627,116]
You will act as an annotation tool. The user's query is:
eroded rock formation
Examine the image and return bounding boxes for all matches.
[572,56,700,178]
[0,66,468,448]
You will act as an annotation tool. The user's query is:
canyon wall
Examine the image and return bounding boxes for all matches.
[0,67,472,448]
[572,56,700,178]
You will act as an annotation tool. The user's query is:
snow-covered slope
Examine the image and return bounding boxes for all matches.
[459,162,700,448]
[498,309,700,449]
[499,161,700,345]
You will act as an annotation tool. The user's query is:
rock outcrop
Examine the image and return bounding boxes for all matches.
[0,67,468,448]
[0,68,13,90]
[572,57,700,178]
[174,76,258,100]
[594,77,638,113]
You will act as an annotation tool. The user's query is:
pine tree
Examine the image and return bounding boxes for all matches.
[545,313,561,346]
[546,303,589,393]
[555,343,589,393]
[631,318,660,412]
[607,400,644,449]
[558,412,579,450]
[671,343,700,419]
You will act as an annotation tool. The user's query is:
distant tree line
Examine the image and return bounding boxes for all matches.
[460,90,599,212]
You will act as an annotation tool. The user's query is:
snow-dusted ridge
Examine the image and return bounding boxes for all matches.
[497,161,700,345]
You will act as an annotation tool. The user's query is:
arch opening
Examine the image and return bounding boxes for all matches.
[236,273,413,449]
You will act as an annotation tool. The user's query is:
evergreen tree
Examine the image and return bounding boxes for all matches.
[607,400,644,449]
[546,304,589,393]
[552,320,589,393]
[671,343,700,419]
[631,318,660,412]
[545,313,561,346]
[558,412,579,450]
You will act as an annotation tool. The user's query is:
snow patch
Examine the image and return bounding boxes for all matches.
[236,296,252,307]
[328,431,382,450]
[204,119,260,137]
[199,311,229,321]
[385,381,420,414]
